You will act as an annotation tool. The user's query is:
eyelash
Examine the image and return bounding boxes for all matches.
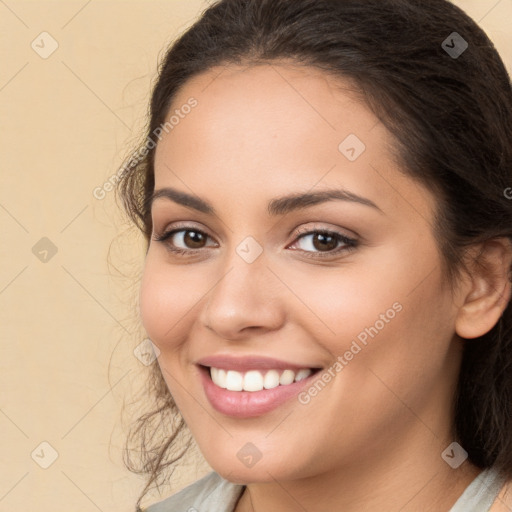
[152,224,358,260]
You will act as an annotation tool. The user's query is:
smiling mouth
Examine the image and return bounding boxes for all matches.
[198,363,324,418]
[201,365,322,392]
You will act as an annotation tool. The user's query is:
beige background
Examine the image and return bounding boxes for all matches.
[0,1,511,510]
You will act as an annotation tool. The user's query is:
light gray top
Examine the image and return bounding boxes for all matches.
[145,471,244,512]
[450,467,506,512]
[146,466,505,512]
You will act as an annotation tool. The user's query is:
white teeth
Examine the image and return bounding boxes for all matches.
[263,370,280,389]
[294,368,312,382]
[225,370,243,391]
[243,371,263,392]
[279,369,295,386]
[209,367,313,392]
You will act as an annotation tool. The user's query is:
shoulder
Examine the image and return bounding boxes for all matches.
[490,479,512,511]
[144,471,245,512]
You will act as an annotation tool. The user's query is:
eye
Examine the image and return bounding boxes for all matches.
[153,227,217,254]
[288,228,357,258]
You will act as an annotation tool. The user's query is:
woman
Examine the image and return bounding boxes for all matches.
[118,0,512,510]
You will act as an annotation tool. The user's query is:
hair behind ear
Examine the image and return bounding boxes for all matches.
[454,239,512,472]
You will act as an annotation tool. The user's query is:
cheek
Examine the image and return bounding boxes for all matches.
[139,253,203,348]
[271,257,408,349]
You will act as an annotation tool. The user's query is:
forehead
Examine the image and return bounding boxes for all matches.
[166,62,375,160]
[153,62,437,225]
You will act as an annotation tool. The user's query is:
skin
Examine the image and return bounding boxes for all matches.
[139,62,511,511]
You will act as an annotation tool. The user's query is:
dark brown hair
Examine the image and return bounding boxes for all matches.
[117,0,512,508]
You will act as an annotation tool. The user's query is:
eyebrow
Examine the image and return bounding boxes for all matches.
[147,186,382,216]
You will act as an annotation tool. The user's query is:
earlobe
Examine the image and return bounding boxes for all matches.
[455,239,512,340]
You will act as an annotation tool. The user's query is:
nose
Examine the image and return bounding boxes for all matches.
[198,251,285,340]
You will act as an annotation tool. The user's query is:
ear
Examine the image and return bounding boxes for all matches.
[455,238,512,339]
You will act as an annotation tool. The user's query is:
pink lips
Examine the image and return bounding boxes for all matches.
[196,355,321,418]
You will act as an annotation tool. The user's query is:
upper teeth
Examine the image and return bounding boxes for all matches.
[210,367,312,392]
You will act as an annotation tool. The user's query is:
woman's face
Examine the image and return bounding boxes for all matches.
[140,63,464,483]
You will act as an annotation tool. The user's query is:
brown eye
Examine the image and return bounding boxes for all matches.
[182,230,207,249]
[295,231,344,252]
[154,227,216,253]
[289,229,358,259]
[311,233,339,252]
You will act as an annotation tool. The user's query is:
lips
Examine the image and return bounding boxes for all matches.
[196,355,322,418]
